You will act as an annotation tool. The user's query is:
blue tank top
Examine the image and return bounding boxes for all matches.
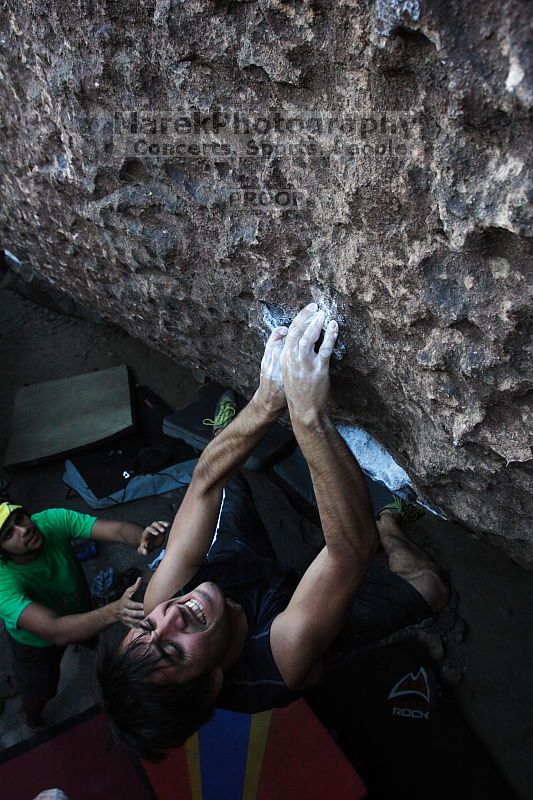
[177,556,302,713]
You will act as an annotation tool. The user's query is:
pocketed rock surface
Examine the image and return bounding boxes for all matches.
[0,1,531,562]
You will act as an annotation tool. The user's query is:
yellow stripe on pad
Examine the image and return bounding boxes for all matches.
[185,732,202,800]
[242,710,272,800]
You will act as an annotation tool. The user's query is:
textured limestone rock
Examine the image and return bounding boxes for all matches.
[0,1,531,563]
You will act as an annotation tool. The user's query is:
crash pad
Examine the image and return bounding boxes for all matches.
[142,699,367,800]
[4,365,134,467]
[163,380,294,471]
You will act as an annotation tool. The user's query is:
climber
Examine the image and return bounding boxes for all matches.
[98,303,449,760]
[0,503,169,728]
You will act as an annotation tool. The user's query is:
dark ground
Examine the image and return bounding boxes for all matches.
[0,286,531,799]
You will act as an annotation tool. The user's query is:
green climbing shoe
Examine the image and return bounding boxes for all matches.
[377,495,425,524]
[203,390,238,436]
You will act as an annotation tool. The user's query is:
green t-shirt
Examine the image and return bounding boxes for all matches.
[0,508,96,647]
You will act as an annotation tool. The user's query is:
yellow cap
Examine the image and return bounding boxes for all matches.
[0,503,22,533]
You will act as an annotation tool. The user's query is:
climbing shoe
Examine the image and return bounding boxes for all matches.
[91,567,121,608]
[377,495,425,524]
[91,566,142,607]
[203,390,237,436]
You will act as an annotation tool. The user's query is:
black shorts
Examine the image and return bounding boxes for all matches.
[327,562,433,668]
[208,474,433,654]
[7,634,66,700]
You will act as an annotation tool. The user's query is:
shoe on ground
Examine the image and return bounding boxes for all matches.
[203,390,237,437]
[377,495,425,524]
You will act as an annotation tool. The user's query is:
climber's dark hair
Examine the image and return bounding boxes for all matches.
[97,633,215,761]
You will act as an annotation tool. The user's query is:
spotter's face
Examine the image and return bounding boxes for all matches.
[122,582,230,682]
[0,510,43,561]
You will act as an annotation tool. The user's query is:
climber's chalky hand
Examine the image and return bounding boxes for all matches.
[255,326,288,415]
[280,303,338,423]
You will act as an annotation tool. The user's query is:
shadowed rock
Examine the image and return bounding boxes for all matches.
[0,1,531,564]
